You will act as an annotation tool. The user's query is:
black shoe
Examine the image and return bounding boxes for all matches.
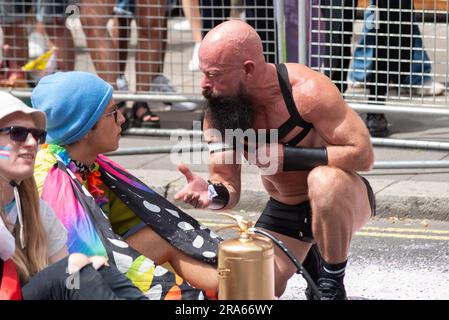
[303,244,322,300]
[131,101,160,128]
[316,278,347,300]
[365,113,389,137]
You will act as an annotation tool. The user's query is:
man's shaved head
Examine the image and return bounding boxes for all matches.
[199,21,268,135]
[200,20,265,65]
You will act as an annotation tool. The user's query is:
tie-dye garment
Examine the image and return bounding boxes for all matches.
[36,145,221,300]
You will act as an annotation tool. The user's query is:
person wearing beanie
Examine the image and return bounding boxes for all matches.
[0,91,146,300]
[31,71,113,146]
[32,71,219,300]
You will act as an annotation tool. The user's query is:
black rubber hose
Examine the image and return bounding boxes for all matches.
[253,228,322,300]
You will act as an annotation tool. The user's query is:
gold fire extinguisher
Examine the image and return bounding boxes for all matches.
[217,213,275,300]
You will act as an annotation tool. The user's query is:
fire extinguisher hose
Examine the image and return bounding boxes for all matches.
[252,228,322,300]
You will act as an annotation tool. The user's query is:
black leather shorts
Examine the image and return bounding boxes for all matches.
[255,175,376,242]
[255,197,314,242]
[360,175,376,217]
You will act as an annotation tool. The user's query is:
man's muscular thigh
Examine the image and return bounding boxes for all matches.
[307,166,373,231]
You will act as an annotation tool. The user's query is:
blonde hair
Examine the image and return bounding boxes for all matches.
[8,177,48,282]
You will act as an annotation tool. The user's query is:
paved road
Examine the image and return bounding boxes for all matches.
[184,208,449,300]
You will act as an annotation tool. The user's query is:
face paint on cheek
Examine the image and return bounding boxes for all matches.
[0,146,12,159]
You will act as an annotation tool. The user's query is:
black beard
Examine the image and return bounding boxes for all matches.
[203,88,255,136]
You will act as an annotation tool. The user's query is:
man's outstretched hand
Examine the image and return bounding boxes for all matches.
[174,163,210,208]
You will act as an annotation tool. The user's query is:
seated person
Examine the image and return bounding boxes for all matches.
[31,71,219,299]
[0,91,145,300]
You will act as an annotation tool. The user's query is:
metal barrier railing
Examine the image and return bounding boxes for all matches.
[106,135,449,169]
[102,126,449,169]
[2,1,447,108]
[3,1,449,171]
[307,0,448,108]
[121,127,449,151]
[1,0,278,100]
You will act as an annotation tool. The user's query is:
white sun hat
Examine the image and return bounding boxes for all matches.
[0,91,47,130]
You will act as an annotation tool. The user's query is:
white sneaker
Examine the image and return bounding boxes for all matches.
[113,6,134,18]
[151,75,197,111]
[411,80,446,96]
[116,75,129,91]
[173,19,191,31]
[347,79,365,89]
[171,101,198,111]
[151,75,175,93]
[188,42,200,71]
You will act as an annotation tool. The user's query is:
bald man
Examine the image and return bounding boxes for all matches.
[175,20,376,300]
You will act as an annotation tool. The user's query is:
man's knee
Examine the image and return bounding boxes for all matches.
[307,166,346,208]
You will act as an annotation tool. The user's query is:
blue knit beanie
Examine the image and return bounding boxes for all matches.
[31,71,113,145]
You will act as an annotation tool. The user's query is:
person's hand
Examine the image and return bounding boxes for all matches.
[89,256,110,270]
[174,163,210,208]
[245,143,283,175]
[67,253,109,274]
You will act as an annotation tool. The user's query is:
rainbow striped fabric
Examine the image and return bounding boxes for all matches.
[35,145,220,299]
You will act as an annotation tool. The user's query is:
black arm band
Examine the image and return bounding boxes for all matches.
[283,145,328,171]
[207,180,230,210]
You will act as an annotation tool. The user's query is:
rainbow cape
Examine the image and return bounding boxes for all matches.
[35,145,221,299]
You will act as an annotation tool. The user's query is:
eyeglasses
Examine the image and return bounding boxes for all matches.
[0,126,47,144]
[103,105,119,124]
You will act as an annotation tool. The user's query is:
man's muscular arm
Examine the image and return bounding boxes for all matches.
[207,156,241,210]
[295,72,374,172]
[204,118,242,210]
[175,117,242,210]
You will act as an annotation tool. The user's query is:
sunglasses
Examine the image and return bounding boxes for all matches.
[103,105,119,124]
[0,126,47,144]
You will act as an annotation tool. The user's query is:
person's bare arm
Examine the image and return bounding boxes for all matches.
[298,74,374,172]
[208,151,242,209]
[175,118,242,209]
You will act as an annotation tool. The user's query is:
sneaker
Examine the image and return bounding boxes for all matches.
[172,19,191,31]
[113,6,134,18]
[348,80,365,89]
[151,75,197,111]
[188,42,200,71]
[151,74,175,93]
[170,101,197,111]
[365,113,389,137]
[411,80,445,97]
[116,74,129,91]
[316,278,347,300]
